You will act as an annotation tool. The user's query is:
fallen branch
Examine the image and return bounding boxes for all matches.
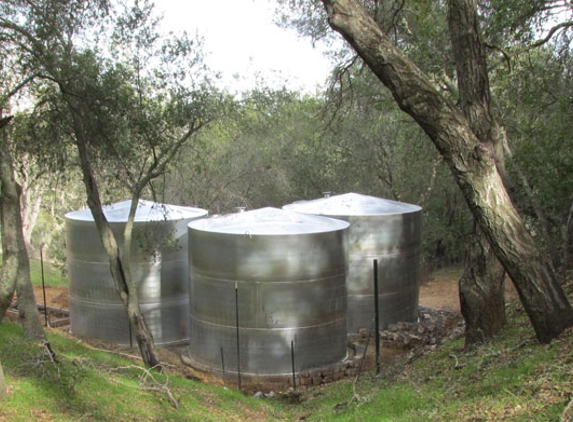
[84,345,143,362]
[112,364,179,409]
[141,385,179,409]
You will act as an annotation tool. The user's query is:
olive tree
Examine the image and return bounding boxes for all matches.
[1,0,222,367]
[317,0,572,343]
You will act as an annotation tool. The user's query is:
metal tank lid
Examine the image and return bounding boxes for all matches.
[188,207,349,235]
[283,192,421,216]
[65,199,208,222]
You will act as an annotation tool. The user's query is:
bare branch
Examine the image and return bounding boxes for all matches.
[531,21,573,48]
[1,73,41,108]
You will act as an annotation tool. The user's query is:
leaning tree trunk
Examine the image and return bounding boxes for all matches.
[321,0,573,343]
[72,117,161,369]
[0,114,45,340]
[447,0,506,347]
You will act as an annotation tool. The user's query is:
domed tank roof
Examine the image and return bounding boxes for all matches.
[65,199,208,222]
[283,192,421,216]
[188,207,349,235]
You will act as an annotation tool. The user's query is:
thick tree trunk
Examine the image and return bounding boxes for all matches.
[73,119,161,369]
[14,267,45,340]
[0,116,45,340]
[447,0,507,346]
[321,0,573,343]
[460,228,506,347]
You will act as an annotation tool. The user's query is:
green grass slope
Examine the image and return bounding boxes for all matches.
[273,302,573,421]
[0,323,282,421]
[1,295,572,421]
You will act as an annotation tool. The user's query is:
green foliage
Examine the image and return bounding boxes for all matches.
[491,46,573,267]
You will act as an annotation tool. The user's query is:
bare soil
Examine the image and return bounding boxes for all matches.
[35,267,470,314]
[33,285,69,310]
[419,266,519,312]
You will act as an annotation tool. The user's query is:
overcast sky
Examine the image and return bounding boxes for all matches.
[156,0,334,94]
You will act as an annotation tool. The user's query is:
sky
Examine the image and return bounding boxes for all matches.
[156,0,335,94]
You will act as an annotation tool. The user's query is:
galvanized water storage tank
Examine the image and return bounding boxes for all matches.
[66,200,208,346]
[284,192,422,333]
[187,207,349,377]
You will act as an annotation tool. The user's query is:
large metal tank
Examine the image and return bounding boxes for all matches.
[187,207,349,377]
[66,199,208,346]
[283,192,422,333]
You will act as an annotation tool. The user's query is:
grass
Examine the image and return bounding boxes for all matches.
[29,259,67,288]
[0,323,281,422]
[2,301,572,421]
[0,254,68,288]
[270,301,573,421]
[2,268,573,421]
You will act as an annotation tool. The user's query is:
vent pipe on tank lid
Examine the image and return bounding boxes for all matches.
[283,192,423,333]
[187,207,350,377]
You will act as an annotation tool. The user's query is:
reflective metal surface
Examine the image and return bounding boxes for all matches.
[283,192,422,332]
[187,207,349,376]
[66,200,208,346]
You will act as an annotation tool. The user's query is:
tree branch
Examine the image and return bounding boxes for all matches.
[530,21,573,48]
[0,116,14,130]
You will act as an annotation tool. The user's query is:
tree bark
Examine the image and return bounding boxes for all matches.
[447,0,507,347]
[0,115,17,319]
[72,112,161,369]
[0,117,12,402]
[19,164,44,257]
[460,226,506,346]
[564,199,573,272]
[0,115,45,340]
[321,0,573,343]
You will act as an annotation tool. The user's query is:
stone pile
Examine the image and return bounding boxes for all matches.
[379,306,464,349]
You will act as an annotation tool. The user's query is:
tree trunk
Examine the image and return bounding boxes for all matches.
[20,174,43,257]
[460,227,506,347]
[0,358,6,401]
[562,198,573,272]
[321,0,573,343]
[0,115,17,319]
[72,115,161,369]
[0,119,10,397]
[14,267,45,340]
[447,0,507,346]
[0,115,45,340]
